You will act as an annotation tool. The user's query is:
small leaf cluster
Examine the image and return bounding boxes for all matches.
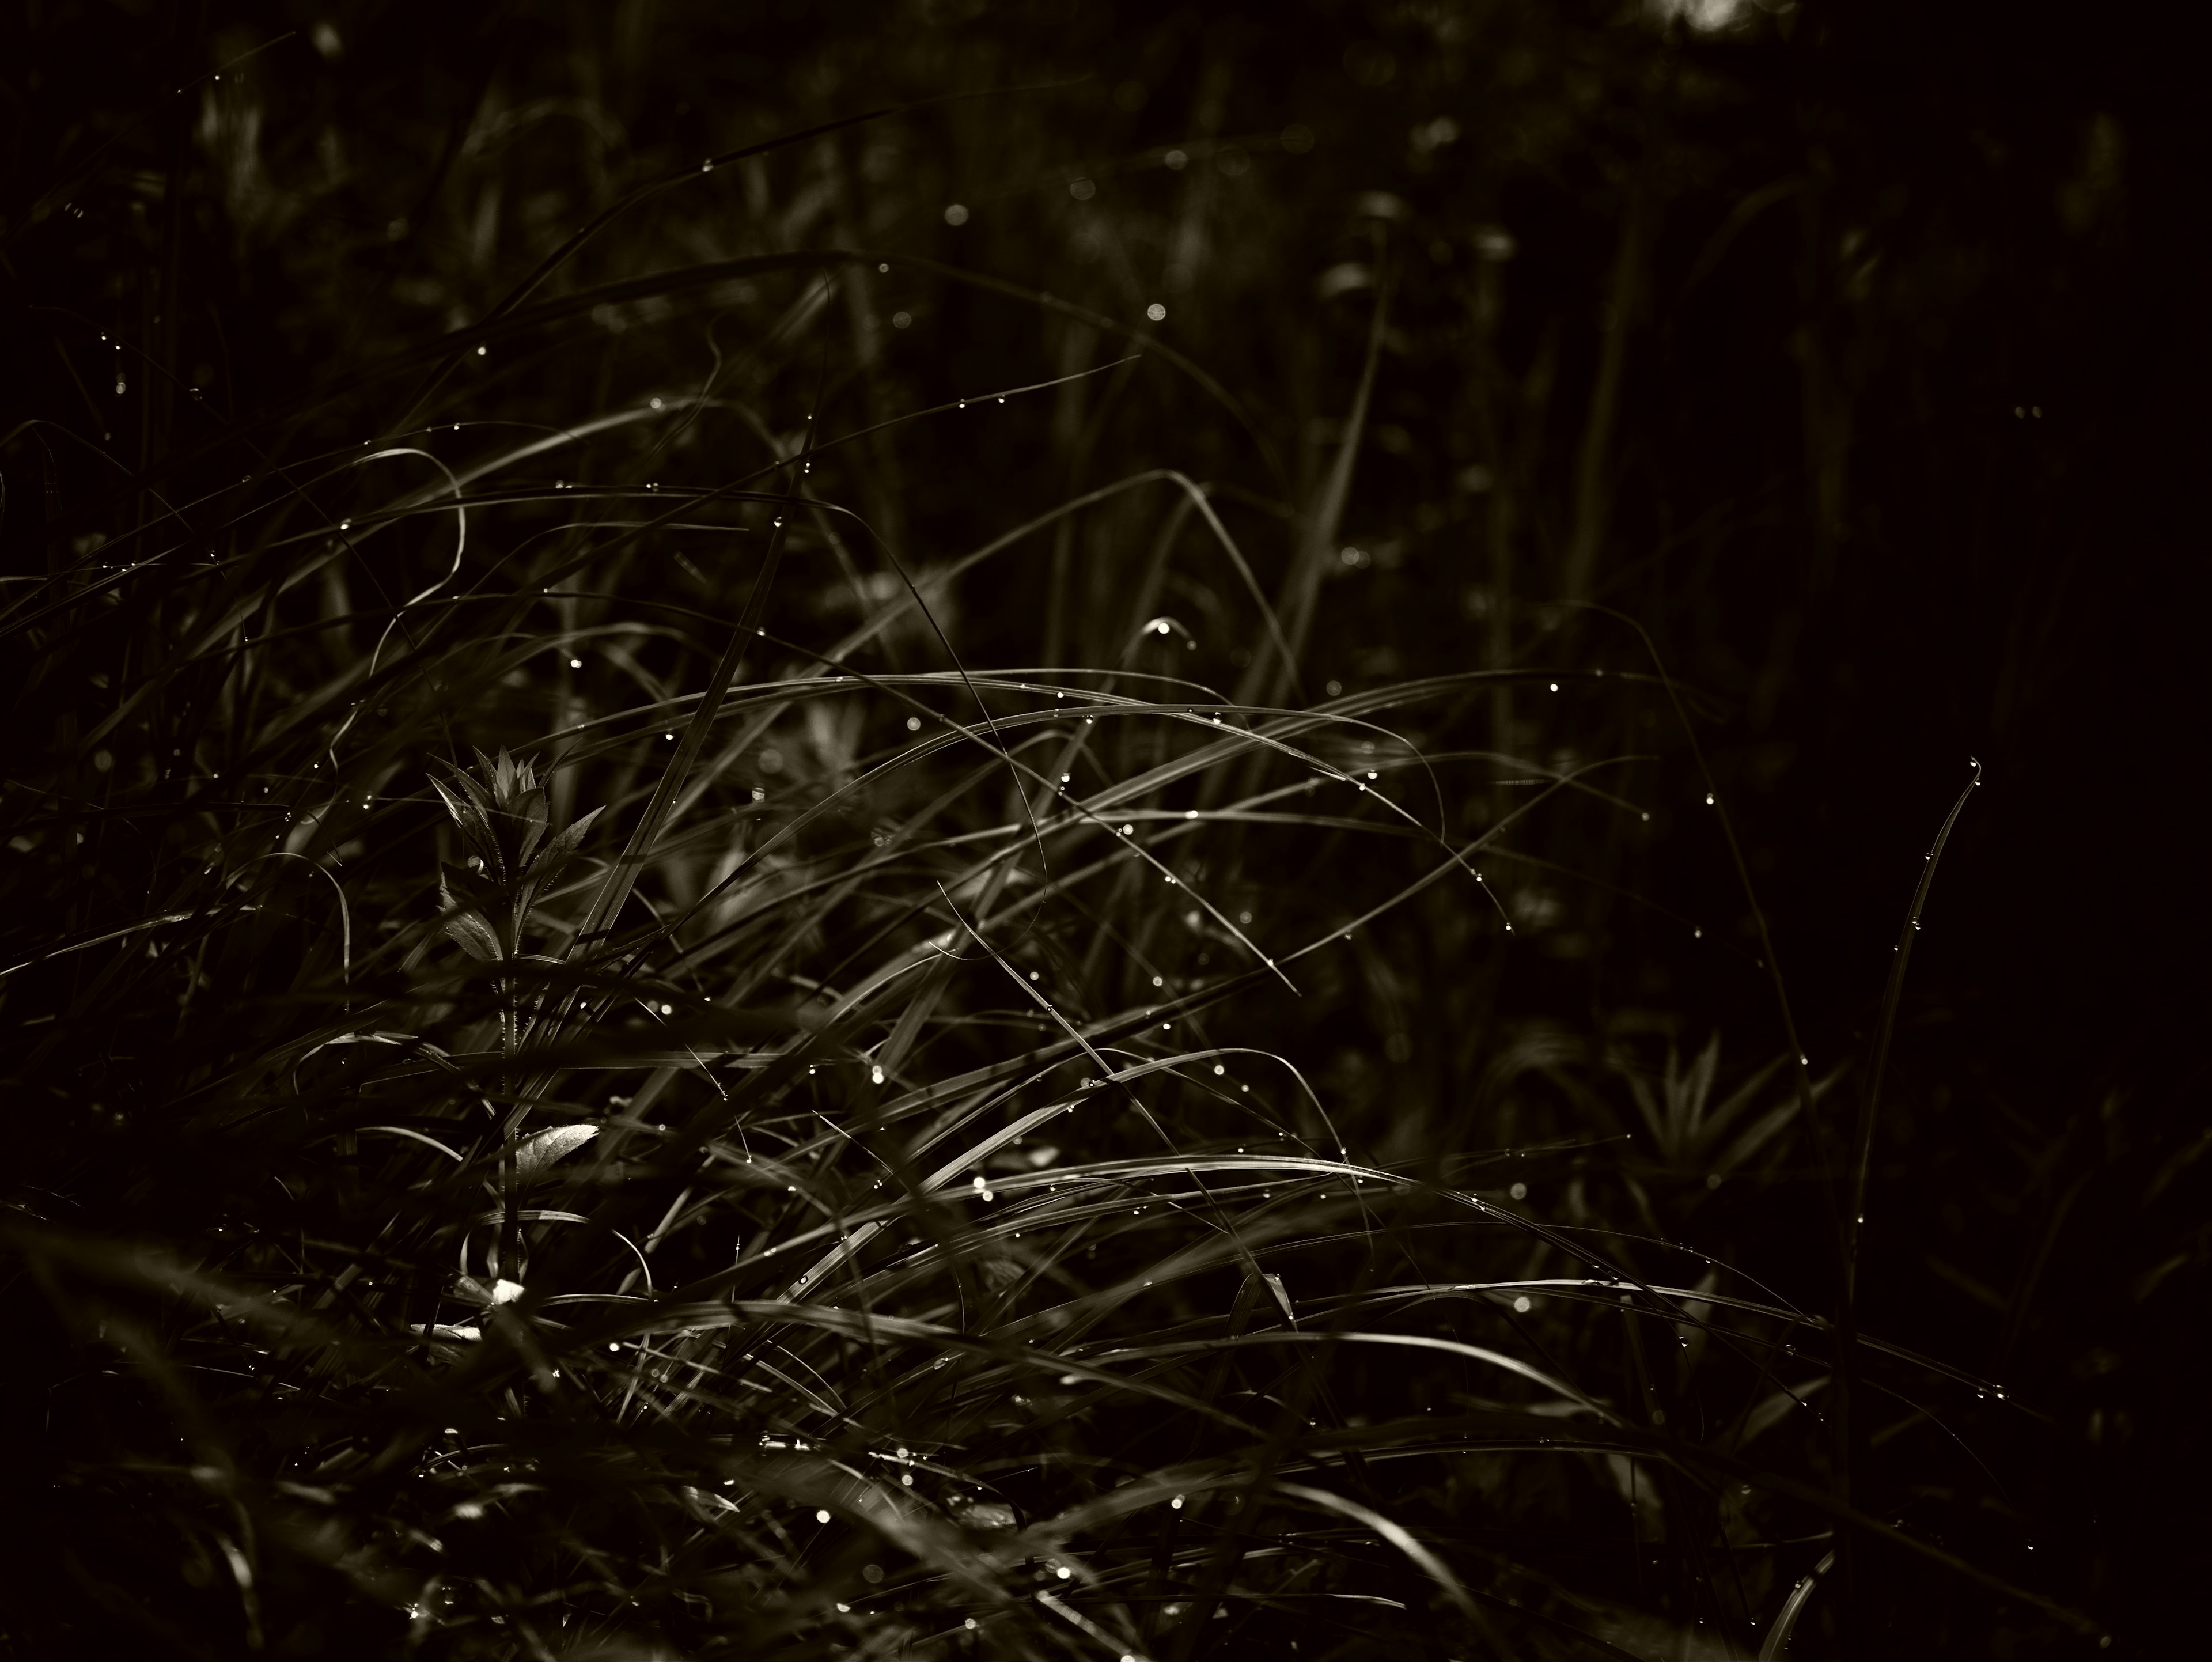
[430,748,601,963]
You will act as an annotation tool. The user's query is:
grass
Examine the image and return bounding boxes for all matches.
[0,9,2140,1657]
[0,293,2083,1662]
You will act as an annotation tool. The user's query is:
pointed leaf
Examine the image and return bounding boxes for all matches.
[442,910,502,961]
[513,1123,599,1181]
[450,764,498,821]
[429,777,486,842]
[528,805,602,877]
[431,774,501,869]
[512,787,550,869]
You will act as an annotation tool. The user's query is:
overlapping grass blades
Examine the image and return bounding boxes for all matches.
[1,91,2091,1662]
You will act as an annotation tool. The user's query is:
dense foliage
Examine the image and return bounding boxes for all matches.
[2,2,2200,1657]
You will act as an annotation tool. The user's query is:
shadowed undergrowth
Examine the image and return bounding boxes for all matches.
[2,282,2068,1662]
[0,22,2122,1655]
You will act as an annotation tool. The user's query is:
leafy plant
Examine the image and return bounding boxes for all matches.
[431,749,604,970]
[1,5,2150,1657]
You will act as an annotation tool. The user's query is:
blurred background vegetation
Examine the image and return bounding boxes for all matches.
[2,0,2203,1655]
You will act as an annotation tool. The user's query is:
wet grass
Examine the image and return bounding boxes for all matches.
[0,17,2133,1657]
[2,280,2088,1662]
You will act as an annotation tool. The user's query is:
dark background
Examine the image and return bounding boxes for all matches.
[3,0,2203,1649]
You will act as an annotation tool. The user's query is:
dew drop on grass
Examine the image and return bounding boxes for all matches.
[1514,1295,1532,1312]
